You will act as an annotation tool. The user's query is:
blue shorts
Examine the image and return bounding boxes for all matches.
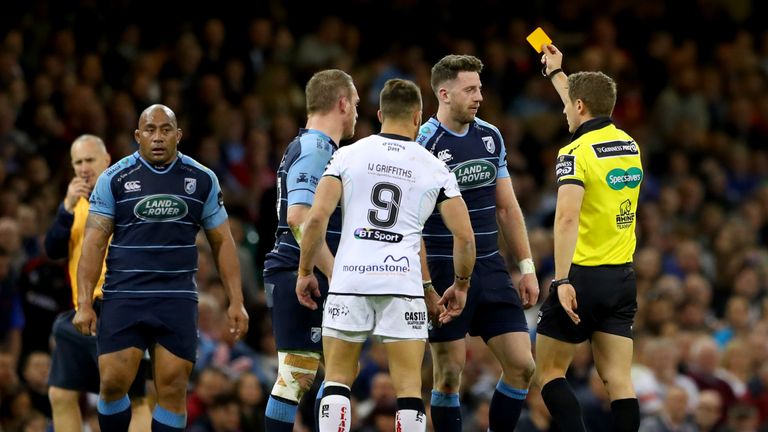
[98,297,198,364]
[428,254,528,343]
[264,269,329,352]
[49,307,149,395]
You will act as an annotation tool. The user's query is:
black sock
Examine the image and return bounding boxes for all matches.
[540,378,586,432]
[611,398,640,432]
[97,395,132,432]
[430,390,462,432]
[489,380,527,430]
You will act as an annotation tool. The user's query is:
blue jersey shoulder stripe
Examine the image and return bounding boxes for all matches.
[417,117,441,147]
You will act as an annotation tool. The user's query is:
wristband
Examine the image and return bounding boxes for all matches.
[547,68,563,79]
[423,280,434,291]
[550,278,570,289]
[455,274,471,282]
[519,258,535,275]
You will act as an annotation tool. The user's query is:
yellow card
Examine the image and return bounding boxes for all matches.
[526,27,552,53]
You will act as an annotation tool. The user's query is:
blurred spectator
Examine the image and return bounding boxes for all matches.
[189,392,242,432]
[187,367,233,428]
[635,337,699,414]
[358,401,396,432]
[0,246,23,364]
[694,390,724,432]
[0,349,19,403]
[356,372,396,421]
[638,385,698,432]
[687,336,738,423]
[20,351,51,418]
[723,403,760,432]
[235,372,265,432]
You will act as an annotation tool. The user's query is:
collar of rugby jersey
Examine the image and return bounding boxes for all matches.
[570,116,613,142]
[301,128,338,149]
[378,132,412,141]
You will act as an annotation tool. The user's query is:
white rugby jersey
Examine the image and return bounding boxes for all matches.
[323,133,461,297]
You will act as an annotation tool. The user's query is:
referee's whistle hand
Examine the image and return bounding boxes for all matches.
[72,307,97,336]
[557,284,580,325]
[296,274,321,310]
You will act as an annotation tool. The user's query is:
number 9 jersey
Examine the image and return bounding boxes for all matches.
[323,133,461,298]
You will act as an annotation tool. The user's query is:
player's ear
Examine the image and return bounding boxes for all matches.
[134,129,140,143]
[412,109,422,128]
[438,87,449,103]
[576,99,587,115]
[176,128,183,143]
[377,109,384,124]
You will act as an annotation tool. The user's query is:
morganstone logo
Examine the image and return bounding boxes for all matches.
[341,255,410,275]
[451,159,497,190]
[606,167,643,190]
[134,194,188,221]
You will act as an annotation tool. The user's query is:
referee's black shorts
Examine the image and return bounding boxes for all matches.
[536,263,637,343]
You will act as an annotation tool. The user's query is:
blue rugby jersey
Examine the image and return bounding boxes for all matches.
[89,151,227,300]
[417,116,509,260]
[263,129,342,273]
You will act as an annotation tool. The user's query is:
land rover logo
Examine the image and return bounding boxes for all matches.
[606,167,643,190]
[134,194,188,221]
[452,160,497,189]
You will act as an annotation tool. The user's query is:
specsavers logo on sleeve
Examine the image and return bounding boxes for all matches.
[606,167,643,190]
[134,194,188,221]
[451,159,496,190]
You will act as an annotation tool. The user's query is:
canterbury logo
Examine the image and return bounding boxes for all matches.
[124,181,141,192]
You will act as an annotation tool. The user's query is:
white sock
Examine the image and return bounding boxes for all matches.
[318,381,351,432]
[397,409,427,432]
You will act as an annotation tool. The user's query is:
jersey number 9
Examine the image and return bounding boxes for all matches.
[368,182,402,229]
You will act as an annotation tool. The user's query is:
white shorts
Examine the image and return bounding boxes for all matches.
[322,294,428,343]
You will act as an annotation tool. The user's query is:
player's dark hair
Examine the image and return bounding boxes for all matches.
[430,55,484,94]
[379,79,421,121]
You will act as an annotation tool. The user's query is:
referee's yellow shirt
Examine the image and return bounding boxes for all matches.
[69,197,106,309]
[555,117,642,266]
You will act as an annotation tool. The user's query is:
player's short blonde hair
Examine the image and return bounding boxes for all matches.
[305,69,354,115]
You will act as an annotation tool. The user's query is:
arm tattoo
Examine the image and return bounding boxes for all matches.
[85,213,114,235]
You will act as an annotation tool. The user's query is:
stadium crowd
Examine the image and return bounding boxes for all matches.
[1,0,768,430]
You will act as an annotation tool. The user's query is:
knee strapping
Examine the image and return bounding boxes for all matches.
[271,351,321,402]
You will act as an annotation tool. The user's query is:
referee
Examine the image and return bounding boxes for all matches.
[535,44,642,432]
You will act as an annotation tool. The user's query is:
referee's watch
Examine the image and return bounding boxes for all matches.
[550,278,571,289]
